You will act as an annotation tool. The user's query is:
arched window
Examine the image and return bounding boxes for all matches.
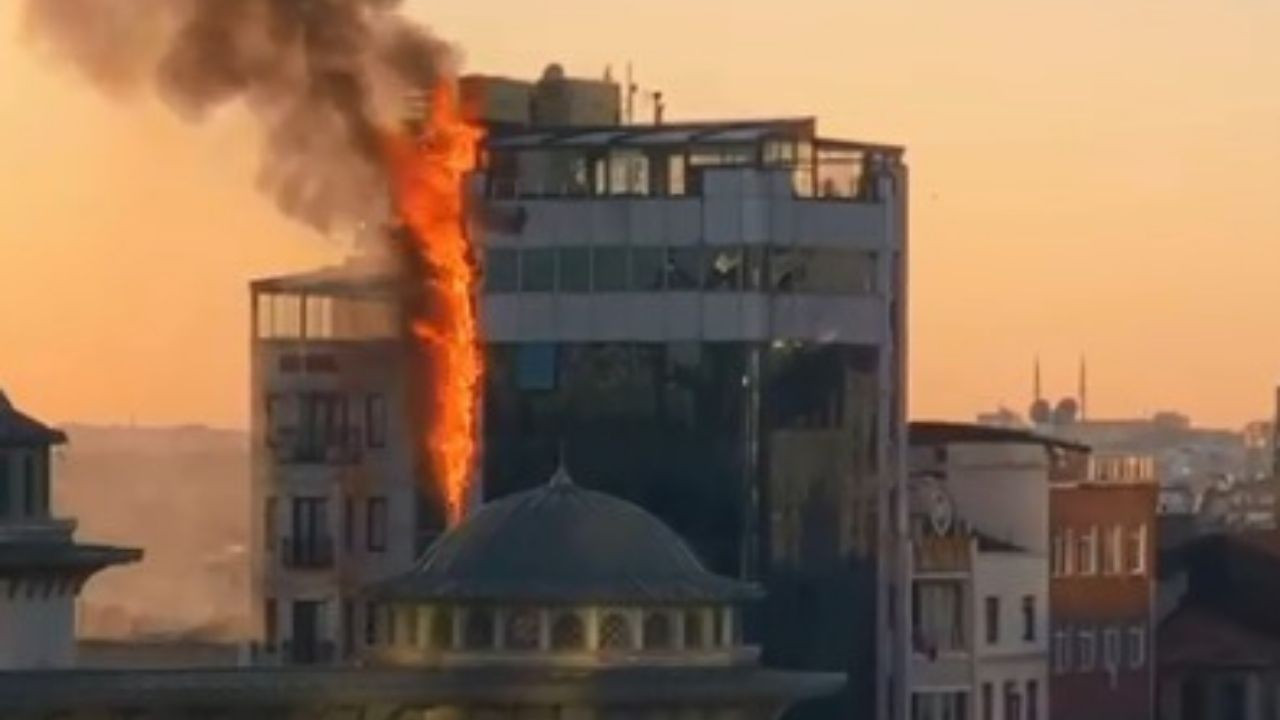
[599,612,634,651]
[464,607,495,650]
[431,607,454,650]
[683,610,704,649]
[643,612,673,650]
[505,608,541,651]
[551,612,586,651]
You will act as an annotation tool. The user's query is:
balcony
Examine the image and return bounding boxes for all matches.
[281,536,335,570]
[269,427,363,466]
[913,536,971,575]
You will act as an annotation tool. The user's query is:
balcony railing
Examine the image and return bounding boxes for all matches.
[281,536,335,569]
[269,427,363,466]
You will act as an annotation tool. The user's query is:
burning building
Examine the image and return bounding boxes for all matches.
[248,66,624,666]
[250,62,908,720]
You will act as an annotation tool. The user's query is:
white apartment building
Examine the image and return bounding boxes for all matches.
[903,422,1055,720]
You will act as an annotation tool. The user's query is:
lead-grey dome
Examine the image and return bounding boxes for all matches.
[375,468,760,604]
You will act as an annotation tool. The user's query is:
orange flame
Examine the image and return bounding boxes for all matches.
[383,83,484,527]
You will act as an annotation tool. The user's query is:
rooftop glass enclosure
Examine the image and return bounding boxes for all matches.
[482,119,901,202]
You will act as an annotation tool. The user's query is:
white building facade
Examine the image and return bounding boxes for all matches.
[903,423,1055,720]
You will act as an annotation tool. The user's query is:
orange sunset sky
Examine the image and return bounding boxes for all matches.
[2,0,1279,430]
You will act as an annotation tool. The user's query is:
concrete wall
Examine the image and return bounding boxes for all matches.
[250,330,422,662]
[0,591,75,669]
[912,442,1050,555]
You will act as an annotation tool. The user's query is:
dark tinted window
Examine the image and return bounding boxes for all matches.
[592,247,628,291]
[706,247,743,290]
[666,246,702,290]
[521,248,555,292]
[485,248,519,292]
[630,247,665,290]
[558,248,591,292]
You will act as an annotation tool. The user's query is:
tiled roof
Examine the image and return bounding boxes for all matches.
[1160,604,1280,670]
[909,420,1089,452]
[372,468,761,604]
[0,391,66,447]
[0,541,141,574]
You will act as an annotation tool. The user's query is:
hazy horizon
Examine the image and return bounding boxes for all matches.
[3,0,1279,429]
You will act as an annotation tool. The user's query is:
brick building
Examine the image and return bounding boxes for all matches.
[1048,452,1157,720]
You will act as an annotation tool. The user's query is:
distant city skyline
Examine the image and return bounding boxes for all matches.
[3,1,1280,428]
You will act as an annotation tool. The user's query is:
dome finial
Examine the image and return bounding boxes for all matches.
[549,441,573,487]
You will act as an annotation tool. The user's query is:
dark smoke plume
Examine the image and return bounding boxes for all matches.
[24,0,456,233]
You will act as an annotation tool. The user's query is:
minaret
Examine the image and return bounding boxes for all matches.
[1034,355,1043,403]
[0,389,140,669]
[1079,356,1088,421]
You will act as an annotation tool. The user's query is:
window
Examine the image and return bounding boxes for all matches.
[505,608,541,650]
[599,612,634,651]
[22,454,36,517]
[1077,628,1097,671]
[1022,596,1036,642]
[364,601,377,646]
[365,394,387,448]
[1003,681,1021,720]
[1128,525,1147,575]
[768,247,876,294]
[431,607,454,649]
[264,598,278,650]
[683,610,705,648]
[666,247,702,290]
[463,608,495,649]
[515,343,557,391]
[1053,626,1072,673]
[1128,626,1146,669]
[263,496,277,552]
[591,247,628,291]
[1103,525,1123,575]
[1077,526,1098,575]
[1104,627,1121,670]
[985,596,1000,644]
[1025,681,1038,720]
[981,683,993,720]
[630,247,666,290]
[0,454,9,518]
[1051,532,1064,577]
[643,612,674,650]
[550,612,585,651]
[911,692,969,720]
[706,248,743,291]
[366,497,387,552]
[1063,528,1076,575]
[342,600,354,659]
[520,248,555,292]
[343,495,355,551]
[265,393,294,448]
[913,581,966,653]
[288,497,329,566]
[608,150,649,195]
[558,248,591,293]
[667,154,687,196]
[485,248,519,292]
